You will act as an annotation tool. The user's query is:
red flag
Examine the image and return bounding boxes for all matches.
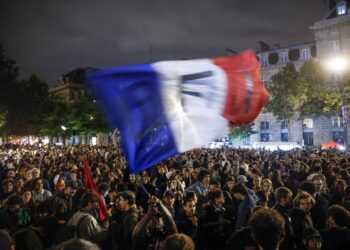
[212,50,270,125]
[83,161,107,221]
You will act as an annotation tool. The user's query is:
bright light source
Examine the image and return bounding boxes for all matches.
[92,136,97,146]
[90,116,94,120]
[43,137,49,145]
[61,125,67,131]
[327,57,348,73]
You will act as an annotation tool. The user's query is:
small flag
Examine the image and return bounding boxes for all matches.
[84,161,107,221]
[87,49,269,173]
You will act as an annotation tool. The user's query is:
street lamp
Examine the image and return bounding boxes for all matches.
[327,56,349,150]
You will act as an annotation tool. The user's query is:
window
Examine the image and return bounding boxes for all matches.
[281,133,288,142]
[260,56,268,67]
[330,40,340,53]
[333,131,345,144]
[332,117,342,128]
[260,133,270,142]
[337,3,346,15]
[300,49,310,61]
[281,120,288,129]
[303,118,313,129]
[280,51,288,64]
[260,121,269,130]
[303,132,314,146]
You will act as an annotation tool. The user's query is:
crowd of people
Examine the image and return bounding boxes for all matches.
[0,143,350,250]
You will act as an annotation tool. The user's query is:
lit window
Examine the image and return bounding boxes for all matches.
[332,117,342,127]
[303,118,313,129]
[330,40,340,53]
[337,3,346,15]
[301,49,310,61]
[280,51,288,64]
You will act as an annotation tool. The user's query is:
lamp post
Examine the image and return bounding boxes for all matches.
[327,57,349,150]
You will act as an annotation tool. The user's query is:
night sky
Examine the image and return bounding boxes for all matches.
[0,0,329,85]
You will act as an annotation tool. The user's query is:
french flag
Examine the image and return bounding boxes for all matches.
[87,49,269,173]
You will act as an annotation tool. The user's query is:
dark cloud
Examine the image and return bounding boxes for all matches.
[0,0,328,84]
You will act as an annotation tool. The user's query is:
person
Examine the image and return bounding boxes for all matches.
[290,191,315,248]
[176,198,198,239]
[117,191,140,250]
[52,180,79,223]
[261,178,276,208]
[321,205,350,250]
[0,229,15,250]
[161,233,195,250]
[0,179,15,203]
[66,192,108,243]
[162,189,176,218]
[273,187,296,250]
[232,183,258,230]
[136,171,156,212]
[54,238,101,250]
[185,169,211,198]
[248,208,285,250]
[302,228,322,250]
[32,177,52,204]
[310,177,329,230]
[0,194,31,232]
[13,227,44,250]
[132,196,178,250]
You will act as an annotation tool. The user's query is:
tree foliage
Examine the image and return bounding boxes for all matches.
[266,63,305,121]
[229,123,257,140]
[0,45,109,140]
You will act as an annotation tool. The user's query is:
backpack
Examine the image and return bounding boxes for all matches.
[53,214,89,244]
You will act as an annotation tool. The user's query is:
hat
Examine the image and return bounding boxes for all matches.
[119,191,136,205]
[237,175,248,183]
[66,180,78,189]
[163,189,176,198]
[303,228,321,240]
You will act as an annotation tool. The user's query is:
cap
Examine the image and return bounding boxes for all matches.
[303,228,321,240]
[237,175,248,183]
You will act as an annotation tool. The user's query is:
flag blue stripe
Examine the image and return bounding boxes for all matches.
[87,64,179,173]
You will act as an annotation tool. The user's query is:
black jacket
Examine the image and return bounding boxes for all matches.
[321,227,350,250]
[290,208,313,248]
[273,203,296,250]
[120,206,140,250]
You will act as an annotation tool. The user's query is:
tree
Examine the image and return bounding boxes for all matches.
[229,123,257,141]
[298,60,342,118]
[265,63,306,141]
[0,45,20,140]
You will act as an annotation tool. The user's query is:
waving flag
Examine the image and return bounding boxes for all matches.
[83,161,107,221]
[87,49,269,173]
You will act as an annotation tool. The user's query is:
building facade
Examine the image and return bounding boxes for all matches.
[246,1,350,147]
